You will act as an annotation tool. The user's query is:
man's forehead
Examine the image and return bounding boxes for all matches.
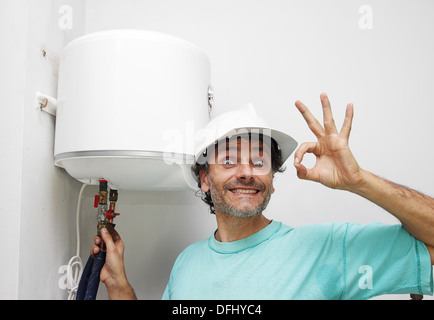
[214,134,271,154]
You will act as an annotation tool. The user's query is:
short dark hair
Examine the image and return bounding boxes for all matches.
[191,133,286,214]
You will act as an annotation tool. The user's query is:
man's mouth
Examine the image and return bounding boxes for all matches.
[228,188,260,194]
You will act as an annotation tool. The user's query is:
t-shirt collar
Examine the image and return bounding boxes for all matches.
[208,220,281,254]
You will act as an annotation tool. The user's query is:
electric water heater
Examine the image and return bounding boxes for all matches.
[54,30,212,190]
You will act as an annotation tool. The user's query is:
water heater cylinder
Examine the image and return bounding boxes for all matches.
[54,30,211,190]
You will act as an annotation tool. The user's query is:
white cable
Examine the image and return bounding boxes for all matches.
[66,255,83,300]
[66,183,88,300]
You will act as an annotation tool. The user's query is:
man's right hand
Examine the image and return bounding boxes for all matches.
[91,224,136,300]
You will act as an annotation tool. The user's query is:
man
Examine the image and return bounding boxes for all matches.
[93,93,434,299]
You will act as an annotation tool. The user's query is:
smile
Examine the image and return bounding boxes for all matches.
[229,188,260,194]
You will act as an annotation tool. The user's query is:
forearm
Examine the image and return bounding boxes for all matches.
[105,277,137,300]
[347,169,434,246]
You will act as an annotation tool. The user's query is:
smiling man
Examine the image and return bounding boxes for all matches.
[198,133,277,242]
[94,94,434,300]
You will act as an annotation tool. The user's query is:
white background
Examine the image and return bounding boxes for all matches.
[1,0,433,299]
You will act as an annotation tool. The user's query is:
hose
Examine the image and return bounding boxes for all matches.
[76,250,106,300]
[85,250,107,300]
[76,255,92,299]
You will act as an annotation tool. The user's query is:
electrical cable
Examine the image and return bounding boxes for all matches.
[66,183,88,300]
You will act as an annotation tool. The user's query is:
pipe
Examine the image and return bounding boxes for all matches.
[76,180,119,300]
[97,180,109,251]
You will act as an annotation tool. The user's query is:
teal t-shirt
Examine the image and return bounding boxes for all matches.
[162,221,433,299]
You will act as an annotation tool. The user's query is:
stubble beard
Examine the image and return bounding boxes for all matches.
[208,177,273,218]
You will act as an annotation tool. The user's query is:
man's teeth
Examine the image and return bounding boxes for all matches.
[231,189,258,194]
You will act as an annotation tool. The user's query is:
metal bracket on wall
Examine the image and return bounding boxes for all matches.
[35,91,57,116]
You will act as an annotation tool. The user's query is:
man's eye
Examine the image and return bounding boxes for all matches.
[223,159,236,165]
[253,160,264,167]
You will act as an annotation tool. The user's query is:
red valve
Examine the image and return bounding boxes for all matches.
[104,209,120,219]
[94,195,100,208]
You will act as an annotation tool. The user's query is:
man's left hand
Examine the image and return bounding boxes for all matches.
[293,93,363,190]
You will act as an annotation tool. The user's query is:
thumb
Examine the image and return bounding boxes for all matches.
[100,227,115,252]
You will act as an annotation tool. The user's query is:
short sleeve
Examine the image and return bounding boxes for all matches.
[342,223,433,299]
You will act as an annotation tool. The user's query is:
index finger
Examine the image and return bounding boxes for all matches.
[295,100,325,139]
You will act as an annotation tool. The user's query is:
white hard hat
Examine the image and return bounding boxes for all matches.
[192,103,298,182]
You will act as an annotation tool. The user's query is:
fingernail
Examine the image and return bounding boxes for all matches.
[101,227,107,234]
[93,247,98,253]
[294,157,299,164]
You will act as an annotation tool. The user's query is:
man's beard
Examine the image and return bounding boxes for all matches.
[208,177,273,218]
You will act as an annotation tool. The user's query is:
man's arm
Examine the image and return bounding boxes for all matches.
[293,93,434,257]
[348,170,434,249]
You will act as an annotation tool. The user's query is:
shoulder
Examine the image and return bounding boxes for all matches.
[289,222,351,241]
[265,222,351,254]
[290,222,406,239]
[182,238,209,254]
[172,238,209,265]
[276,222,407,249]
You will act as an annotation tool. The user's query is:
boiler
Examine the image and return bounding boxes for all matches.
[54,30,212,190]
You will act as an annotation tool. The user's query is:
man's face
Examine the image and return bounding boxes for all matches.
[199,136,275,218]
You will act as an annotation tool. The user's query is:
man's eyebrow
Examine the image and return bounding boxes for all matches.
[222,144,266,155]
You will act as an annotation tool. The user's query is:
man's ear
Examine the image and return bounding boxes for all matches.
[199,170,210,192]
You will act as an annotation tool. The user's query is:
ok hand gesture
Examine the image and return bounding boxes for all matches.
[294,93,363,191]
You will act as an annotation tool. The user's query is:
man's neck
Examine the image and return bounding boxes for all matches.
[214,212,271,242]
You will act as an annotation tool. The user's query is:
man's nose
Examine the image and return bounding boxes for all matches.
[235,163,254,181]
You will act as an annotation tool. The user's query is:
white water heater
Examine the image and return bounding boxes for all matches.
[54,30,212,190]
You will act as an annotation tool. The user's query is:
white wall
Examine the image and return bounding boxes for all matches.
[0,0,85,299]
[0,0,27,299]
[2,0,433,300]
